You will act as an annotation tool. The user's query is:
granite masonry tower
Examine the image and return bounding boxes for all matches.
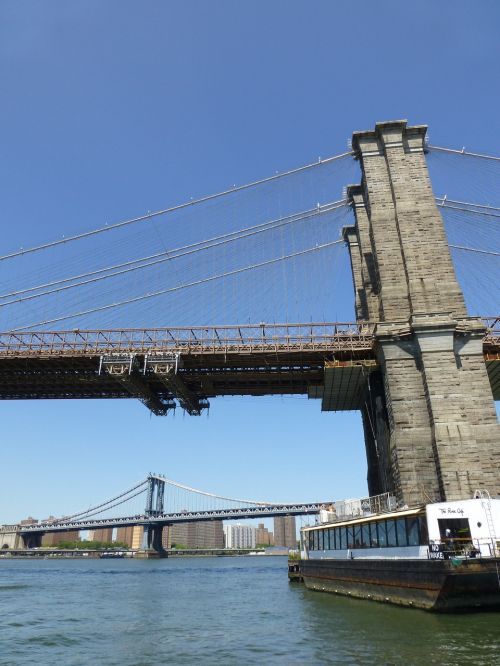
[344,120,500,506]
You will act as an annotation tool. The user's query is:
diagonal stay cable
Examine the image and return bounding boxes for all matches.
[1,201,346,299]
[0,201,347,306]
[0,151,353,262]
[12,240,344,331]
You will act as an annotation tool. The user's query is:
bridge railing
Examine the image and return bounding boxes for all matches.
[16,502,331,532]
[0,319,497,357]
[0,323,376,357]
[0,525,20,533]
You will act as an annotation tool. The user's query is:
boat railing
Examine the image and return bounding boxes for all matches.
[431,537,499,559]
[317,492,398,524]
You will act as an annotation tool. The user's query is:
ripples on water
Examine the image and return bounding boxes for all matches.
[1,556,499,665]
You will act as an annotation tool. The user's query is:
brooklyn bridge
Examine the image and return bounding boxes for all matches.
[1,120,499,512]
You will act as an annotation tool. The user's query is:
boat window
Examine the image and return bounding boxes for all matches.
[437,518,471,543]
[407,517,420,546]
[396,518,407,546]
[419,517,428,545]
[305,513,428,552]
[361,523,370,548]
[386,519,397,547]
[377,521,388,547]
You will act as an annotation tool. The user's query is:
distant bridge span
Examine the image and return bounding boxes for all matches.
[1,473,336,552]
[10,502,328,536]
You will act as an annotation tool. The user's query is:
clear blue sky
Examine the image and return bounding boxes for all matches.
[1,1,499,523]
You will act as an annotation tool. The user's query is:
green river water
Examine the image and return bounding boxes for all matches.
[1,556,499,665]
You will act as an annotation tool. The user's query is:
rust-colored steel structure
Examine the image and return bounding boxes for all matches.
[0,319,498,415]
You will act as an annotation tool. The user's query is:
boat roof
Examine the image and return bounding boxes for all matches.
[302,506,425,532]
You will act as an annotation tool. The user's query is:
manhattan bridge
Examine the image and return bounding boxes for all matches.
[1,120,499,551]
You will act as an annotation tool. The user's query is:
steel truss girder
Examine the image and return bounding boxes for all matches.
[150,361,208,416]
[19,502,331,534]
[101,356,173,416]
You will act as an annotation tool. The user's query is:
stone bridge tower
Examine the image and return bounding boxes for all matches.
[344,120,500,506]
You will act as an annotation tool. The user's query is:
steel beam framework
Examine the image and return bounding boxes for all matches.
[15,502,330,534]
[0,320,498,410]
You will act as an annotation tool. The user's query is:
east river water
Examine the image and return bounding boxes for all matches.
[1,556,499,665]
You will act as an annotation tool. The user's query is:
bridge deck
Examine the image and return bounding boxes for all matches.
[4,502,329,535]
[0,322,498,410]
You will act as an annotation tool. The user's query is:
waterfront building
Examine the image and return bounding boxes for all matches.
[116,525,143,548]
[41,530,80,546]
[223,524,256,549]
[20,517,38,526]
[273,516,297,549]
[115,526,133,546]
[162,521,224,549]
[90,528,113,543]
[255,523,274,546]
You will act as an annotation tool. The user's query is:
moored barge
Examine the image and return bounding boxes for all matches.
[292,492,500,611]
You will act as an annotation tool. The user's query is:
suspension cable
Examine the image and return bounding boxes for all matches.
[436,199,500,219]
[449,244,500,257]
[0,201,347,306]
[161,476,272,506]
[0,151,353,262]
[428,145,500,162]
[435,197,500,212]
[61,479,148,521]
[71,487,148,522]
[12,239,343,331]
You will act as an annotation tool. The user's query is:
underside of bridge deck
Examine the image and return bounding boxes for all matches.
[0,350,368,407]
[0,344,498,412]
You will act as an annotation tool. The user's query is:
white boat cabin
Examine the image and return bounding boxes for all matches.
[301,496,499,561]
